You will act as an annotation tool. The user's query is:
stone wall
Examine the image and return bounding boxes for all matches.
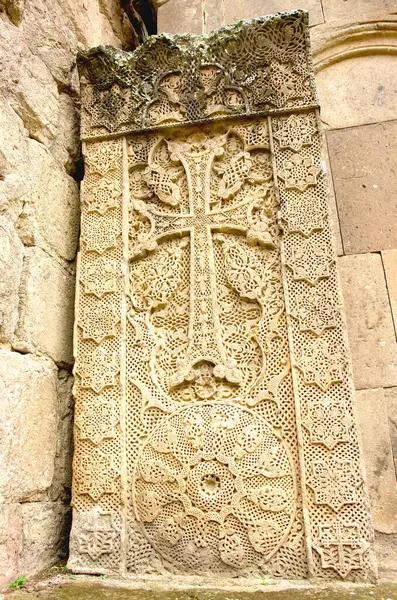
[158,0,397,580]
[0,0,133,589]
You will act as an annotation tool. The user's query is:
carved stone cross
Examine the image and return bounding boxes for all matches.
[129,131,274,390]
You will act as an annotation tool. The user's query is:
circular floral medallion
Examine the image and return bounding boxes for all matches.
[132,402,296,572]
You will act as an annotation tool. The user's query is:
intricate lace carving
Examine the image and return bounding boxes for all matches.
[77,11,316,138]
[70,10,375,582]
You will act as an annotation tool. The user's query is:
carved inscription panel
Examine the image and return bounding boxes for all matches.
[69,10,376,582]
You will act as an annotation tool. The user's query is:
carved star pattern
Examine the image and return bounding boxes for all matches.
[78,512,118,561]
[83,258,118,298]
[295,290,337,336]
[76,396,119,445]
[76,347,119,393]
[86,175,121,215]
[273,113,317,152]
[307,458,360,512]
[82,215,120,255]
[303,395,353,450]
[85,141,121,175]
[313,520,369,578]
[281,195,324,236]
[278,154,322,192]
[81,303,119,343]
[288,239,334,285]
[75,449,119,501]
[298,338,344,392]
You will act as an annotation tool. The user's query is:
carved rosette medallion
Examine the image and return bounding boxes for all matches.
[69,8,376,582]
[133,403,296,571]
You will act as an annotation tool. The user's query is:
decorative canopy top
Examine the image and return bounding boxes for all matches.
[77,10,318,139]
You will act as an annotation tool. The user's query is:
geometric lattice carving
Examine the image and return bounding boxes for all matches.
[69,9,376,583]
[303,396,353,450]
[307,458,361,512]
[76,396,119,445]
[298,339,344,391]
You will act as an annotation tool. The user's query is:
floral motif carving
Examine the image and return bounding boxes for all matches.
[76,396,119,445]
[82,215,120,254]
[272,113,316,152]
[83,258,118,298]
[133,403,295,571]
[307,458,361,512]
[86,175,122,214]
[313,521,369,578]
[295,290,337,336]
[75,449,119,501]
[80,303,119,343]
[278,154,322,192]
[76,347,119,393]
[297,338,344,392]
[303,395,353,450]
[288,239,334,285]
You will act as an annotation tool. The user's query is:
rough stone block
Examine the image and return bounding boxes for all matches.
[48,370,74,502]
[322,0,396,22]
[356,388,397,534]
[338,253,397,390]
[158,0,203,34]
[13,247,75,366]
[224,0,324,27]
[385,387,397,479]
[327,122,397,254]
[382,250,397,336]
[20,502,69,577]
[0,503,22,590]
[0,350,58,503]
[17,140,80,261]
[0,217,23,343]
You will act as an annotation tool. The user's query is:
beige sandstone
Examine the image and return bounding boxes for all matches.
[13,247,75,365]
[356,388,397,534]
[20,502,70,577]
[382,250,397,336]
[0,350,58,503]
[385,387,397,479]
[328,121,397,254]
[0,503,22,590]
[338,253,397,390]
[322,0,397,22]
[0,216,23,343]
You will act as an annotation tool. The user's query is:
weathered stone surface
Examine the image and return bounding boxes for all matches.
[385,387,397,478]
[316,55,397,130]
[356,388,397,534]
[50,93,80,177]
[20,502,69,577]
[0,350,58,502]
[322,0,396,22]
[338,253,397,390]
[13,247,75,365]
[382,250,397,336]
[48,370,74,503]
[328,122,397,254]
[17,140,80,261]
[374,531,397,579]
[0,216,23,343]
[158,0,203,34]
[224,0,324,27]
[0,503,22,590]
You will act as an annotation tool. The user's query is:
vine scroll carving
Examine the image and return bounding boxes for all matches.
[69,10,376,582]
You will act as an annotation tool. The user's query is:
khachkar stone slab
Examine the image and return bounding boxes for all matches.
[69,10,377,581]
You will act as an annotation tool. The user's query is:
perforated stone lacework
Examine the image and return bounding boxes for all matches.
[69,9,375,582]
[77,11,316,138]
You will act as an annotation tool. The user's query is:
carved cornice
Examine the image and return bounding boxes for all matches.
[77,10,318,140]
